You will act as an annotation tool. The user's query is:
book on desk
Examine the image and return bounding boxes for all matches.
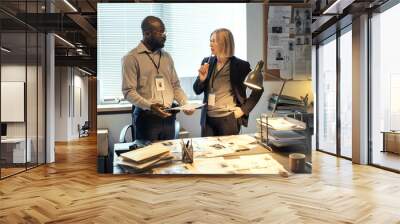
[117,144,173,171]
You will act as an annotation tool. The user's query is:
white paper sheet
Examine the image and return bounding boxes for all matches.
[269,6,292,22]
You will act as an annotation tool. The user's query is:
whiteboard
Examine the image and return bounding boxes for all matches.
[1,82,25,122]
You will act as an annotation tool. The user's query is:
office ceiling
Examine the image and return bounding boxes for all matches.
[311,0,390,43]
[1,0,393,75]
[1,0,99,74]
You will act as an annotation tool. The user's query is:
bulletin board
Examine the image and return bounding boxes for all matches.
[263,2,312,81]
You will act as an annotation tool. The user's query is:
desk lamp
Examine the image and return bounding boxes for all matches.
[244,60,290,116]
[244,60,264,90]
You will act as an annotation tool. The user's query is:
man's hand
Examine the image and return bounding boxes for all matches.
[198,63,209,82]
[233,107,244,119]
[183,108,195,115]
[150,103,171,118]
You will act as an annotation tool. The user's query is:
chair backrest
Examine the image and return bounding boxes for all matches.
[82,121,90,129]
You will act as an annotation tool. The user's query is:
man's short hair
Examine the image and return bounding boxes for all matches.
[141,16,163,33]
[211,28,235,58]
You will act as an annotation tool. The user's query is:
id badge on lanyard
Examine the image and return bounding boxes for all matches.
[155,74,165,91]
[208,59,229,107]
[146,51,165,91]
[208,93,215,106]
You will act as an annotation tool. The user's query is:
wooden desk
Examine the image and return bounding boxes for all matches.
[382,131,400,154]
[113,135,298,175]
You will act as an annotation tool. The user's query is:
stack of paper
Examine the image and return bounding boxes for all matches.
[256,116,307,147]
[118,145,173,171]
[266,130,305,147]
[268,94,306,113]
[257,116,306,131]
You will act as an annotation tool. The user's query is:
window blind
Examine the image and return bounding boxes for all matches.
[98,3,247,102]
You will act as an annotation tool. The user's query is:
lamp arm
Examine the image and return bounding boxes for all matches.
[271,78,288,116]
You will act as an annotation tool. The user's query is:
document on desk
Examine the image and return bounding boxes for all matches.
[165,103,205,111]
[193,154,288,174]
[192,135,259,158]
[221,154,282,171]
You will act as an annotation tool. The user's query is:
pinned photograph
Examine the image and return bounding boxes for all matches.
[294,9,303,34]
[272,26,283,33]
[276,50,284,61]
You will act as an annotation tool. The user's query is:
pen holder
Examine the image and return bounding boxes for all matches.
[181,140,193,164]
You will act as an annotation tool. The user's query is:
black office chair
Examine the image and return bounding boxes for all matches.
[119,105,136,143]
[79,121,90,138]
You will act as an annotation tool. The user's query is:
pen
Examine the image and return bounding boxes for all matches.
[182,144,193,162]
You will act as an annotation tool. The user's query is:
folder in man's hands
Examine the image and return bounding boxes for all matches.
[164,103,205,111]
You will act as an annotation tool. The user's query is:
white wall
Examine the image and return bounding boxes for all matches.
[97,113,132,149]
[55,67,89,141]
[55,67,68,141]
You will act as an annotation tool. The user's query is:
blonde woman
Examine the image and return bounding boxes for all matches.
[193,28,264,137]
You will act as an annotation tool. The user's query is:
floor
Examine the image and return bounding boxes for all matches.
[0,167,25,177]
[0,135,399,223]
[1,163,43,178]
[372,150,400,171]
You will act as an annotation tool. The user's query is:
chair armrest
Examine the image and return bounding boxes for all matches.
[174,120,180,139]
[119,124,133,143]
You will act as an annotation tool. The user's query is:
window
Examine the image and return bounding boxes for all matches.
[339,27,352,158]
[317,35,337,155]
[370,3,400,171]
[97,3,247,103]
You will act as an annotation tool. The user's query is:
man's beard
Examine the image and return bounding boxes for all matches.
[148,37,165,51]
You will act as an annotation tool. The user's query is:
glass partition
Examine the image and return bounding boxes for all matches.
[1,30,28,178]
[0,1,46,179]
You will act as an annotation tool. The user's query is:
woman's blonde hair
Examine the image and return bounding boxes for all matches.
[211,28,235,58]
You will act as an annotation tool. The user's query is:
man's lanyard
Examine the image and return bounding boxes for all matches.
[210,59,229,91]
[145,51,162,73]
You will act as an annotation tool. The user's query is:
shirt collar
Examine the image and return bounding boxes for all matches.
[137,41,162,55]
[137,41,152,54]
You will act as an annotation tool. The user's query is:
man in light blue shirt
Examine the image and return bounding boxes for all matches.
[122,16,194,141]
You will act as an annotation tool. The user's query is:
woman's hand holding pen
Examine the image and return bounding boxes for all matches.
[198,63,209,82]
